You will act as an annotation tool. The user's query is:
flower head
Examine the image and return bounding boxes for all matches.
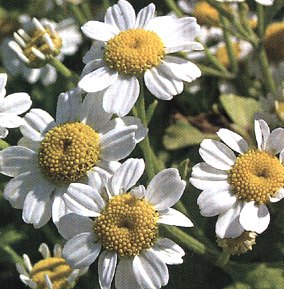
[0,73,32,138]
[190,119,284,238]
[16,243,88,289]
[0,88,147,228]
[58,158,193,289]
[79,0,203,116]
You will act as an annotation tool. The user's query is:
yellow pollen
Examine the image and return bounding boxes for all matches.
[38,122,100,185]
[23,28,62,68]
[30,257,73,289]
[94,193,159,257]
[228,149,284,204]
[104,29,165,75]
[215,42,242,68]
[193,1,232,28]
[264,22,284,62]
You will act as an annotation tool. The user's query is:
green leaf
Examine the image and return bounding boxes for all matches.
[163,120,217,150]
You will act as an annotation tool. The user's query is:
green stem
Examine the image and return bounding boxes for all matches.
[80,2,93,21]
[256,3,265,39]
[2,245,25,266]
[146,100,158,125]
[164,0,184,17]
[47,56,79,86]
[69,3,88,27]
[238,2,255,37]
[216,251,231,267]
[220,16,238,74]
[197,64,234,79]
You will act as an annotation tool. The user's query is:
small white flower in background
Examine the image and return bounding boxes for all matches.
[58,158,193,289]
[16,243,88,289]
[190,119,284,238]
[0,15,82,85]
[0,88,147,228]
[79,0,203,117]
[0,73,32,138]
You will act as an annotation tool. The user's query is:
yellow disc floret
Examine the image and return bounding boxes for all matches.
[30,257,73,289]
[38,122,100,185]
[94,193,159,257]
[228,149,284,203]
[104,29,165,75]
[264,22,284,62]
[23,28,62,68]
[215,42,242,68]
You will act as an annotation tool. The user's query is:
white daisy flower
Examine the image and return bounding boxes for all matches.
[0,16,82,85]
[190,119,284,238]
[16,243,88,289]
[58,158,193,289]
[0,88,147,228]
[78,0,203,116]
[0,73,32,138]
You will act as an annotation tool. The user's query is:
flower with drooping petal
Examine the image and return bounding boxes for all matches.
[16,243,88,289]
[0,73,32,138]
[58,158,193,289]
[79,0,203,116]
[190,119,284,238]
[0,88,147,228]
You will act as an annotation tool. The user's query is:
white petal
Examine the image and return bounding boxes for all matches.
[254,119,270,151]
[19,275,37,288]
[197,189,238,217]
[82,91,112,132]
[161,56,201,83]
[134,3,155,29]
[39,243,51,259]
[146,168,186,210]
[133,250,169,288]
[130,185,146,199]
[110,158,144,195]
[64,183,105,217]
[81,21,118,41]
[216,202,244,238]
[62,232,101,268]
[52,188,71,226]
[21,108,55,141]
[0,73,7,97]
[265,128,284,155]
[56,88,82,124]
[0,115,25,128]
[145,16,176,40]
[217,129,249,154]
[0,92,31,114]
[16,263,29,277]
[22,181,54,228]
[0,127,8,138]
[158,208,193,227]
[58,213,93,240]
[240,201,270,234]
[100,126,137,161]
[165,41,203,54]
[83,41,105,64]
[105,0,135,31]
[0,146,37,177]
[79,62,118,93]
[103,75,139,117]
[255,0,274,5]
[270,188,284,203]
[144,65,183,100]
[115,259,141,288]
[98,251,117,289]
[152,238,185,265]
[199,139,236,170]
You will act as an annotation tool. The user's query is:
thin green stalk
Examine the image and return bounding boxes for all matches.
[238,2,256,37]
[256,3,265,39]
[220,15,238,74]
[68,3,88,27]
[164,0,184,17]
[197,64,234,79]
[146,100,158,125]
[80,2,93,21]
[47,56,79,85]
[2,245,25,266]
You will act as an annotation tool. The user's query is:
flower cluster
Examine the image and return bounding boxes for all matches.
[0,0,283,288]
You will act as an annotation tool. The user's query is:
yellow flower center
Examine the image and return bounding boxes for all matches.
[228,149,284,203]
[104,29,165,75]
[30,257,73,289]
[38,122,100,185]
[94,193,159,257]
[23,28,62,68]
[264,22,284,62]
[215,42,242,68]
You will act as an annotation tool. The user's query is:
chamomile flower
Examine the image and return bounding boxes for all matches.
[79,0,203,116]
[0,88,147,228]
[190,119,284,238]
[0,16,82,85]
[0,73,32,138]
[16,243,88,289]
[58,158,193,289]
